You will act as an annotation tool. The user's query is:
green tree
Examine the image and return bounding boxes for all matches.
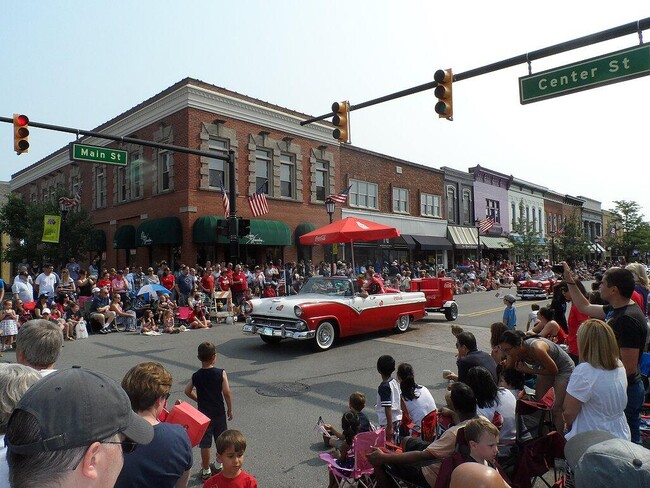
[508,202,545,262]
[555,215,590,262]
[606,200,649,260]
[0,193,96,269]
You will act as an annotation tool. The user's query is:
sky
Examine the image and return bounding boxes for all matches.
[2,1,649,217]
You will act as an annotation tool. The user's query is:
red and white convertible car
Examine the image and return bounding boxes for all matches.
[242,276,426,351]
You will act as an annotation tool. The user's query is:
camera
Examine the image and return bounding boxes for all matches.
[551,264,564,274]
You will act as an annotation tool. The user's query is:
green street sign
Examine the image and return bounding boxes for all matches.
[69,142,128,166]
[519,44,650,104]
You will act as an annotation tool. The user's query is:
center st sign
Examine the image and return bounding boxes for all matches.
[519,44,650,104]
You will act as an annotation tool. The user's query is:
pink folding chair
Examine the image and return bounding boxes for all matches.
[319,428,386,488]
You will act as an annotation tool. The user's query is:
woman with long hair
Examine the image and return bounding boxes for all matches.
[396,363,437,429]
[530,307,566,343]
[563,319,630,440]
[464,366,517,456]
[626,262,649,317]
[489,322,509,366]
[498,329,574,433]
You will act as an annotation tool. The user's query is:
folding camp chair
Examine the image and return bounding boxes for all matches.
[515,387,556,443]
[319,428,386,488]
[510,431,565,488]
[175,306,192,327]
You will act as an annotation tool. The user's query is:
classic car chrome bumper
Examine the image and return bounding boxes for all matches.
[517,289,547,298]
[242,319,315,340]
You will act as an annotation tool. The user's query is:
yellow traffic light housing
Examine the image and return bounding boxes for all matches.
[13,114,30,154]
[331,101,350,143]
[434,69,453,120]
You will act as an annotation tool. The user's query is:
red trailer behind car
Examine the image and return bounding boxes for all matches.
[409,277,458,321]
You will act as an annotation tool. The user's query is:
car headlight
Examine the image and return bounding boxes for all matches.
[295,322,307,331]
[242,301,253,314]
[294,305,303,317]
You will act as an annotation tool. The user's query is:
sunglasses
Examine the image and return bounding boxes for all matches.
[102,438,138,454]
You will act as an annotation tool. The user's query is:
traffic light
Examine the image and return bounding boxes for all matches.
[331,101,350,143]
[13,114,30,154]
[434,69,453,120]
[238,218,251,238]
[217,219,229,236]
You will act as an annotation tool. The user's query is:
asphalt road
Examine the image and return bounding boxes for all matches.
[2,289,553,487]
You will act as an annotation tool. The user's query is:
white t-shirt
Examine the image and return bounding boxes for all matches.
[376,378,402,426]
[565,361,630,441]
[477,388,517,454]
[402,385,437,427]
[34,272,58,297]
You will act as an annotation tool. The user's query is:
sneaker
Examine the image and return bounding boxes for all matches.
[99,328,109,335]
[201,469,212,481]
[210,463,222,475]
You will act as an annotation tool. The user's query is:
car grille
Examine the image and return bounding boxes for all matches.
[249,315,304,330]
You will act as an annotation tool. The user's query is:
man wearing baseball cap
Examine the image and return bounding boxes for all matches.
[5,367,154,488]
[565,430,650,488]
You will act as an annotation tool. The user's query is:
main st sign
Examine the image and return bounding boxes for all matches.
[519,44,650,104]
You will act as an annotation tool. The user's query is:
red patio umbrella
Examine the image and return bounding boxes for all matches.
[299,217,400,271]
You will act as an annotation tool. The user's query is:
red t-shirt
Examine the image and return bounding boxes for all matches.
[566,303,590,356]
[201,274,215,292]
[218,276,231,291]
[160,274,175,291]
[231,271,247,292]
[204,471,258,488]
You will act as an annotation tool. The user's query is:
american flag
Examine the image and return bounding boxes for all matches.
[327,185,352,204]
[248,183,269,217]
[58,189,81,209]
[218,178,230,218]
[479,217,495,233]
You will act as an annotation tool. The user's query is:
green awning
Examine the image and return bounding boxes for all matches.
[481,236,513,250]
[295,222,316,244]
[217,219,291,246]
[113,225,136,249]
[193,216,219,244]
[87,229,106,252]
[136,217,182,246]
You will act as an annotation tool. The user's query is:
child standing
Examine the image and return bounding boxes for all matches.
[375,355,402,443]
[525,303,540,332]
[185,341,233,482]
[1,299,18,351]
[502,294,517,330]
[203,430,257,488]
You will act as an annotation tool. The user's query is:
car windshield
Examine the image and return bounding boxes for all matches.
[299,278,355,297]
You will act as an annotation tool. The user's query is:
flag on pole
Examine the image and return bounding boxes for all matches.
[42,215,61,243]
[479,217,495,234]
[248,182,269,217]
[218,178,230,218]
[327,185,352,204]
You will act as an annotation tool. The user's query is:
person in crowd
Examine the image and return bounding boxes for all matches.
[530,307,566,343]
[561,280,590,365]
[322,392,372,449]
[261,281,276,297]
[0,363,42,486]
[110,293,137,332]
[1,298,19,352]
[115,362,192,488]
[464,366,517,456]
[130,265,145,294]
[65,301,84,338]
[231,264,248,309]
[75,269,95,305]
[562,263,647,444]
[140,309,160,335]
[367,382,478,488]
[56,268,77,301]
[200,268,215,296]
[184,342,233,481]
[33,263,59,299]
[161,309,176,333]
[175,265,195,306]
[65,257,80,282]
[97,270,113,294]
[90,286,116,334]
[144,266,161,285]
[446,332,498,384]
[375,355,402,443]
[501,295,516,330]
[489,322,509,367]
[217,268,231,292]
[14,299,32,327]
[12,270,34,304]
[189,302,210,329]
[397,363,437,432]
[161,266,176,299]
[626,262,649,316]
[449,462,511,488]
[498,329,574,434]
[33,291,52,320]
[5,367,154,488]
[203,430,258,488]
[498,367,526,400]
[525,303,540,332]
[549,283,568,333]
[563,319,630,440]
[111,269,130,304]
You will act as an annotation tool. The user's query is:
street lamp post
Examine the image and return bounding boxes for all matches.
[549,231,556,264]
[325,198,336,275]
[474,219,482,264]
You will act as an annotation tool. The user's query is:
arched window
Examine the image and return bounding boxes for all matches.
[446,186,456,223]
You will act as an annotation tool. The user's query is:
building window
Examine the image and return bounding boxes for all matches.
[158,151,171,192]
[280,154,295,198]
[350,179,378,209]
[209,139,228,188]
[392,187,408,213]
[131,159,143,199]
[511,202,516,228]
[486,199,500,223]
[539,209,543,234]
[117,167,129,202]
[532,207,537,232]
[95,167,106,208]
[421,193,441,218]
[446,186,456,222]
[462,190,471,224]
[255,149,272,194]
[315,160,329,201]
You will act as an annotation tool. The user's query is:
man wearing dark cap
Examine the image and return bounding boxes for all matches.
[5,367,154,488]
